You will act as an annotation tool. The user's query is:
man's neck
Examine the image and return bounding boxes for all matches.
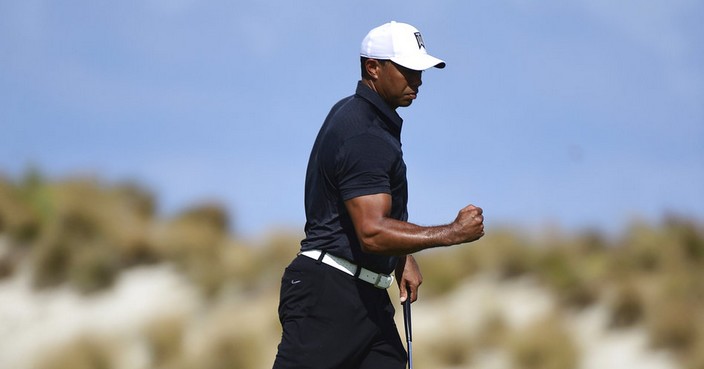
[360,78,398,111]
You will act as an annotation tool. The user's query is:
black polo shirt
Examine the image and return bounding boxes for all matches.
[300,81,408,274]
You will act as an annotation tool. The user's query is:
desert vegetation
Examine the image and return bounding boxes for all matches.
[0,171,702,369]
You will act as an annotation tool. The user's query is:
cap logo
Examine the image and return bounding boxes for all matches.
[414,32,425,50]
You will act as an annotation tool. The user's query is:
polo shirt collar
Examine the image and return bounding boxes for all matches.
[355,81,403,135]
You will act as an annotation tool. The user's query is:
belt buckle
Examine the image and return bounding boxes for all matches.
[373,273,393,289]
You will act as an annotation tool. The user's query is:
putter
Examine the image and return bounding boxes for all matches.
[403,285,413,369]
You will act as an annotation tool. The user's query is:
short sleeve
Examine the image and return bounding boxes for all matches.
[336,134,398,201]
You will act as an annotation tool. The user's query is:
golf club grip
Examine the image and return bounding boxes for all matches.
[403,286,412,340]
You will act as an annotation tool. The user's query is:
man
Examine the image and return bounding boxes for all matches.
[273,21,484,369]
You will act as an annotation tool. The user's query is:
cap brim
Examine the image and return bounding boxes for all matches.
[391,54,446,71]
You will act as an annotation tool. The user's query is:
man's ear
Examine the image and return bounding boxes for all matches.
[365,59,382,80]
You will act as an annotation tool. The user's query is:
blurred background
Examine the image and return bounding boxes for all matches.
[1,1,702,368]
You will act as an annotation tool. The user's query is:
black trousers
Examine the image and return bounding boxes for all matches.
[273,255,407,369]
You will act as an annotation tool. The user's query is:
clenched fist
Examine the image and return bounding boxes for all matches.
[450,204,484,244]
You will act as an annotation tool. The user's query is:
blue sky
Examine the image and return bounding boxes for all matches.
[1,0,703,238]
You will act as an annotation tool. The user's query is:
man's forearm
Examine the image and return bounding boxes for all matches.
[358,217,458,255]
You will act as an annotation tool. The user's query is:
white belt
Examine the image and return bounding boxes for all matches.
[299,250,394,289]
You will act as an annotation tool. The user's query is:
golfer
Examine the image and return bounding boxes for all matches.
[273,21,484,369]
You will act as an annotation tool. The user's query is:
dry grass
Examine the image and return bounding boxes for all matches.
[648,299,699,353]
[191,328,263,369]
[1,172,703,368]
[34,335,118,369]
[143,315,187,368]
[420,330,475,368]
[474,312,510,349]
[508,315,579,369]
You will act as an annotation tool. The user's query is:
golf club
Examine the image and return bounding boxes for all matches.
[403,285,413,369]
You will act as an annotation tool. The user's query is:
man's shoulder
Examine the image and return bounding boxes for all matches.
[327,93,379,128]
[331,92,371,112]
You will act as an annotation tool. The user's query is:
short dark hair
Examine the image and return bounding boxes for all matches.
[360,57,388,79]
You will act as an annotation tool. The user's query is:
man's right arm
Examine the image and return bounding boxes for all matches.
[344,193,484,256]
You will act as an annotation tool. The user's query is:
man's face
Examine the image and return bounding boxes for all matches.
[375,61,423,109]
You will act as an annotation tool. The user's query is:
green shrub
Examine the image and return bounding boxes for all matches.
[534,248,598,309]
[0,177,41,243]
[608,280,645,328]
[68,241,120,294]
[31,236,71,289]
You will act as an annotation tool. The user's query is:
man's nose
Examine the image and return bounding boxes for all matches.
[409,72,422,88]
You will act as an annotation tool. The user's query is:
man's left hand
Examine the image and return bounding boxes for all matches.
[395,255,422,303]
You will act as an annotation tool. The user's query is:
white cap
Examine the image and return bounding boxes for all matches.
[360,21,446,71]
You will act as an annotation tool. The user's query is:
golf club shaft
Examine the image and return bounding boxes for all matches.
[403,285,413,369]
